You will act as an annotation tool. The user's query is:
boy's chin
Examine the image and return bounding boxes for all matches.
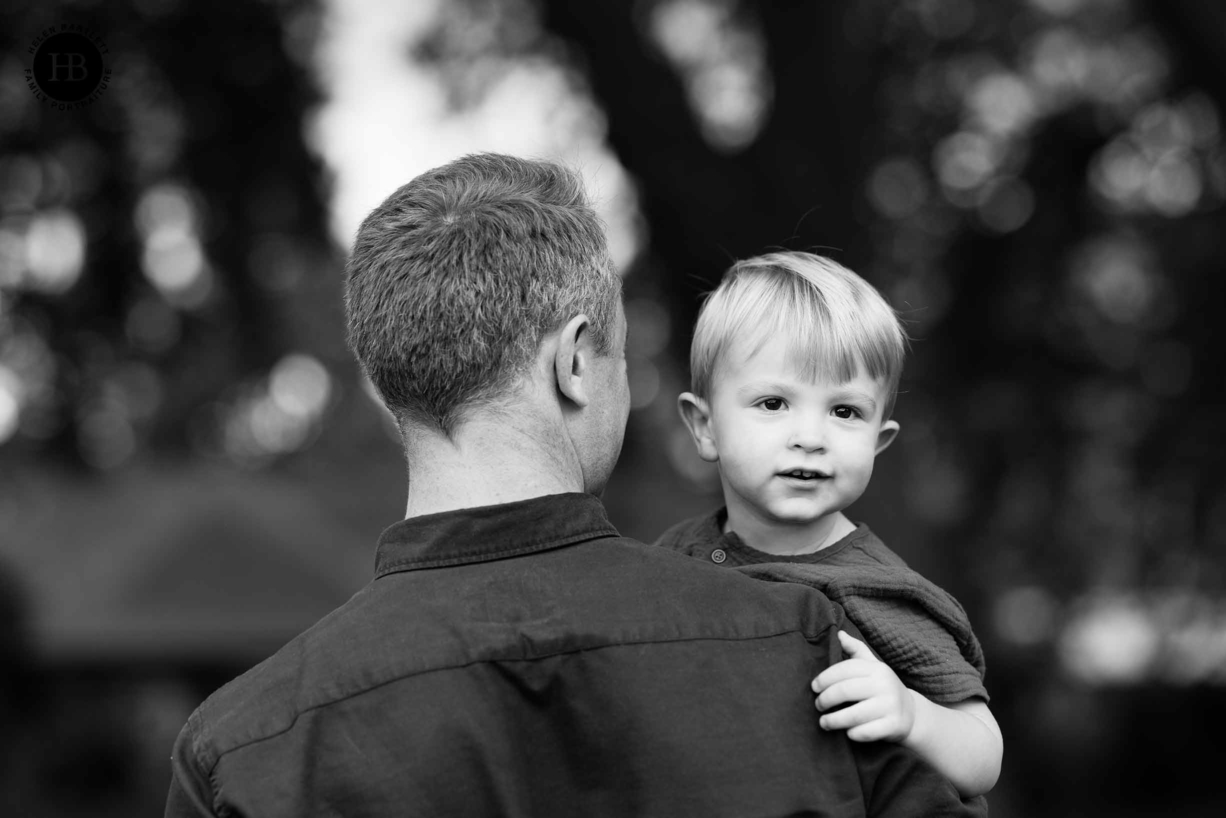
[764,505,837,527]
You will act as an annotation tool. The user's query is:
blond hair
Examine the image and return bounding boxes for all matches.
[690,251,907,418]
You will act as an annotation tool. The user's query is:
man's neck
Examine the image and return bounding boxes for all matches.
[723,507,856,556]
[402,412,585,519]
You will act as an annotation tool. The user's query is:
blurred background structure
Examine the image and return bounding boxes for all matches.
[2,0,1225,814]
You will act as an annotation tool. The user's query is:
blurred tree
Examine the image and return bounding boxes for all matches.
[0,1,368,814]
[0,0,344,474]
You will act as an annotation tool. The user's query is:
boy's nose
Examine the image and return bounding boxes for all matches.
[788,419,826,452]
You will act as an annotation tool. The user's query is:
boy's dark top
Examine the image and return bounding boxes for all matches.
[655,508,988,706]
[167,494,983,818]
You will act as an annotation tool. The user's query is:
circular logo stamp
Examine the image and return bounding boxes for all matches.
[24,24,112,110]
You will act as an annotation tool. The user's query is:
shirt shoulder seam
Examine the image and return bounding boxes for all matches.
[204,623,839,766]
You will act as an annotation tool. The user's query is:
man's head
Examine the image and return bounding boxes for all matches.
[345,153,624,438]
[679,252,907,534]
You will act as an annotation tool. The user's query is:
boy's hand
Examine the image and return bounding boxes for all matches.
[811,631,916,743]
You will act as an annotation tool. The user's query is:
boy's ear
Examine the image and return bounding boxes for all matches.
[678,392,719,463]
[554,314,592,408]
[875,419,900,455]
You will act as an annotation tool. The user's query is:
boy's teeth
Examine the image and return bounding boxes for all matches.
[782,469,831,479]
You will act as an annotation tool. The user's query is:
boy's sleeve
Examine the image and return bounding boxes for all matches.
[827,572,987,704]
[841,592,987,705]
[737,562,988,705]
[165,712,219,818]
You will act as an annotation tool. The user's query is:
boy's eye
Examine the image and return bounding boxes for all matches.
[759,398,785,412]
[833,405,862,420]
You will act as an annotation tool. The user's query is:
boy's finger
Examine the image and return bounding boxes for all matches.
[837,630,879,662]
[811,659,872,692]
[845,720,891,743]
[815,677,877,712]
[818,700,877,732]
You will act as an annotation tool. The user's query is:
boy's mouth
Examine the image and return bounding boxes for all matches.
[779,469,830,480]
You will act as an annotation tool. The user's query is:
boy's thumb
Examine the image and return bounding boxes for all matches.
[837,630,877,661]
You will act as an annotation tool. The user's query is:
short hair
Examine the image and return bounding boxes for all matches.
[345,153,622,436]
[690,251,908,418]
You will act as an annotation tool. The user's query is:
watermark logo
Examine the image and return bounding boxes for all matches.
[25,24,112,111]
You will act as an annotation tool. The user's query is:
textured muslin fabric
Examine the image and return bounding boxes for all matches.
[654,508,989,706]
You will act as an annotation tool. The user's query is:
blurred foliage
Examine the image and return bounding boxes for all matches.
[2,0,1226,815]
[0,0,350,476]
[0,1,369,815]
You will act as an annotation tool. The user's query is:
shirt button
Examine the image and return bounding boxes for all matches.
[711,549,727,564]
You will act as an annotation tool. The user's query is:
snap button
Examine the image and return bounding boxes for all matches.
[711,549,727,564]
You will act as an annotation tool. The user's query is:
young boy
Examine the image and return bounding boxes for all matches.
[656,251,1002,798]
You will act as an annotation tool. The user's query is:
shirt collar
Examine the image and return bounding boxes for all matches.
[374,493,620,577]
[696,506,868,564]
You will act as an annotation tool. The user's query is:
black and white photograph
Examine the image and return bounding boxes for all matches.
[1,0,1224,815]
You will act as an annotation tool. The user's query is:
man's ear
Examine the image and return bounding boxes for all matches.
[554,314,592,408]
[678,392,719,463]
[875,419,900,455]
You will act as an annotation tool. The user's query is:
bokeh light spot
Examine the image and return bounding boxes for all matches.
[134,182,196,238]
[970,71,1037,135]
[1145,152,1201,216]
[649,0,770,152]
[142,234,205,293]
[1060,593,1160,684]
[934,131,1000,194]
[269,354,332,419]
[1072,236,1159,324]
[136,182,213,307]
[1027,26,1090,96]
[25,209,86,294]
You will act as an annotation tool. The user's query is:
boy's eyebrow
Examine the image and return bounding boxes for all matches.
[833,389,879,411]
[735,381,797,397]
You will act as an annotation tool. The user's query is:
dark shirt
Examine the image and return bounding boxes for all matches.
[166,493,982,817]
[655,508,989,705]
